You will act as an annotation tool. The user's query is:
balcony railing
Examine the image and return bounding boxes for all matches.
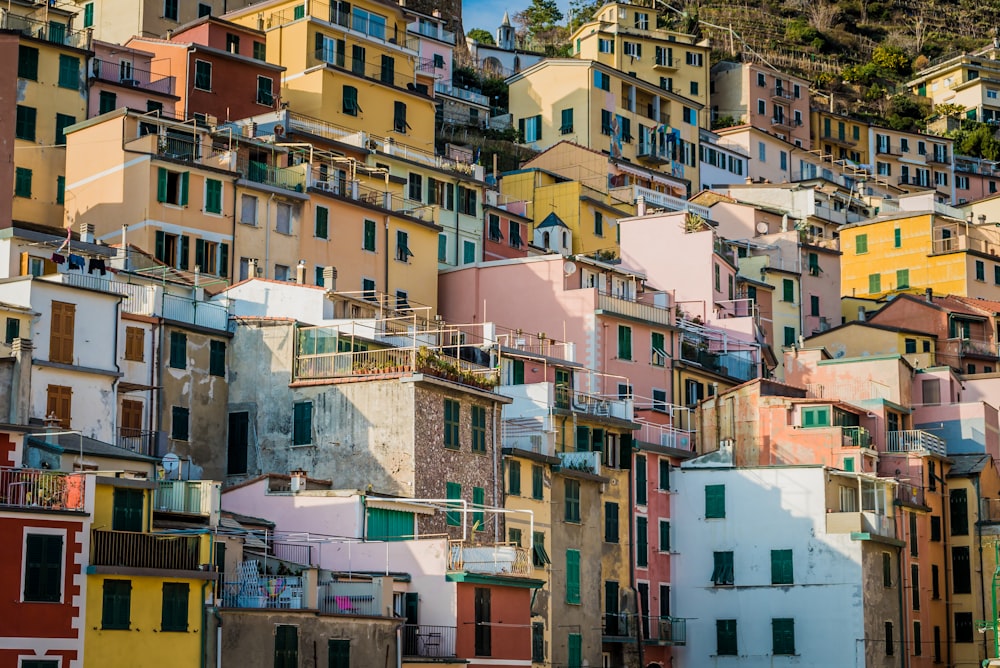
[91,530,202,571]
[634,419,694,450]
[943,337,998,357]
[222,574,304,609]
[90,59,174,95]
[630,185,711,220]
[645,616,687,645]
[318,581,390,616]
[162,293,229,331]
[559,451,602,476]
[448,541,532,576]
[116,428,158,456]
[501,416,555,456]
[314,48,429,95]
[842,426,872,448]
[603,613,636,638]
[0,468,85,510]
[401,625,457,657]
[1,13,90,49]
[596,292,673,327]
[886,430,946,457]
[896,481,926,507]
[262,2,419,51]
[407,21,456,44]
[715,298,757,320]
[806,381,891,402]
[826,511,895,538]
[554,386,633,421]
[435,82,490,106]
[236,157,306,193]
[155,480,217,516]
[679,340,757,382]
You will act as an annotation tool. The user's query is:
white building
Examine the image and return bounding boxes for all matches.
[673,451,902,667]
[699,129,749,192]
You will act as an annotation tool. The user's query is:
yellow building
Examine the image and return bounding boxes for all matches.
[803,321,937,368]
[85,476,214,667]
[840,210,1000,300]
[507,59,702,195]
[8,1,91,227]
[569,2,710,110]
[225,0,438,152]
[810,109,870,165]
[907,44,1000,124]
[67,0,258,45]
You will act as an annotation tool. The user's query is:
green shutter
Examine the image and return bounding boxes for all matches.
[24,534,62,602]
[473,486,485,529]
[869,273,881,293]
[636,516,648,567]
[532,465,544,500]
[179,172,189,206]
[169,331,186,369]
[566,549,581,603]
[84,2,94,27]
[897,269,909,289]
[635,455,647,504]
[161,583,189,631]
[275,625,298,668]
[195,239,205,270]
[717,619,737,655]
[363,220,376,250]
[618,325,632,360]
[446,481,461,526]
[856,234,868,254]
[57,176,65,204]
[316,206,329,238]
[575,425,590,452]
[604,501,619,542]
[508,460,521,495]
[660,519,671,551]
[157,168,168,202]
[568,633,582,668]
[366,507,414,541]
[293,402,312,445]
[179,235,189,269]
[294,4,305,19]
[705,484,725,518]
[210,340,226,377]
[18,45,39,80]
[206,179,222,214]
[113,488,144,531]
[772,618,795,655]
[55,113,75,145]
[782,278,794,302]
[220,243,229,278]
[102,579,132,629]
[512,359,525,384]
[328,639,350,668]
[172,406,189,440]
[894,228,902,248]
[771,549,793,584]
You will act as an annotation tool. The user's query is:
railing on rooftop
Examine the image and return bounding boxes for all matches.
[222,574,305,609]
[932,234,1000,256]
[501,416,555,456]
[90,59,174,95]
[596,291,673,327]
[154,480,216,516]
[1,12,90,49]
[318,581,390,616]
[0,468,85,511]
[805,381,891,402]
[47,273,157,316]
[678,338,757,382]
[554,386,633,421]
[407,20,456,44]
[116,428,158,456]
[235,156,306,193]
[631,185,711,219]
[162,293,229,330]
[634,419,694,451]
[448,540,532,576]
[434,82,489,106]
[262,2,419,51]
[402,624,457,657]
[91,530,202,571]
[886,430,947,457]
[715,298,757,321]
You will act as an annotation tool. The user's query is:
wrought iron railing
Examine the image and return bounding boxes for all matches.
[401,625,457,657]
[91,59,174,95]
[221,574,304,609]
[0,468,85,510]
[318,581,389,616]
[91,530,202,570]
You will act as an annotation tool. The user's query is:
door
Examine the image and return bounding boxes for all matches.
[474,587,491,656]
[605,580,620,635]
[227,412,249,475]
[403,592,419,655]
[637,582,650,640]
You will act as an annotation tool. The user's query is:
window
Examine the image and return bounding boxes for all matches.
[14,168,32,198]
[885,621,894,656]
[594,70,610,91]
[509,221,523,248]
[438,235,447,262]
[651,332,666,366]
[783,326,796,347]
[58,55,79,89]
[171,405,189,440]
[508,527,522,546]
[809,295,819,317]
[314,206,329,239]
[46,385,72,429]
[635,11,649,28]
[594,211,603,237]
[977,260,986,282]
[757,72,767,86]
[771,549,793,584]
[444,399,460,448]
[801,406,830,427]
[124,326,144,361]
[623,41,641,57]
[393,101,409,133]
[683,107,696,124]
[408,173,423,202]
[23,533,63,602]
[930,516,941,541]
[712,551,734,585]
[102,580,131,629]
[203,178,223,215]
[856,234,868,254]
[472,486,485,529]
[363,220,376,251]
[652,388,667,413]
[532,464,544,500]
[253,41,266,60]
[953,546,971,594]
[566,549,581,603]
[565,479,581,522]
[772,618,795,655]
[911,564,920,609]
[98,90,117,115]
[161,582,189,632]
[519,115,542,143]
[716,619,737,655]
[882,552,892,587]
[781,278,794,302]
[636,455,647,504]
[913,620,922,657]
[471,405,487,452]
[685,51,703,66]
[690,81,699,96]
[156,168,189,206]
[256,76,274,105]
[705,484,725,518]
[507,460,521,496]
[897,269,909,289]
[532,623,545,662]
[274,625,298,668]
[617,325,632,360]
[446,481,461,525]
[329,639,350,668]
[15,106,36,141]
[343,85,360,115]
[532,531,550,567]
[659,459,671,490]
[560,108,574,134]
[463,240,476,264]
[49,301,76,364]
[362,278,376,300]
[164,0,179,20]
[932,564,940,599]
[956,612,974,643]
[293,402,312,445]
[169,331,186,369]
[598,37,614,53]
[396,230,413,262]
[636,515,648,566]
[209,340,226,377]
[869,273,881,293]
[18,45,39,80]
[659,519,670,551]
[240,194,258,225]
[275,264,291,282]
[951,488,969,535]
[604,501,619,542]
[5,317,20,344]
[193,60,213,90]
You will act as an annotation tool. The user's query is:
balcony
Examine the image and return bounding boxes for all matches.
[559,451,602,476]
[319,581,392,616]
[313,48,430,96]
[162,293,230,331]
[942,337,998,358]
[653,56,677,70]
[222,574,305,609]
[91,530,203,571]
[637,141,671,165]
[1,12,90,49]
[896,481,927,508]
[554,386,633,422]
[501,416,556,456]
[932,233,1000,256]
[634,419,694,451]
[826,511,895,538]
[116,428,158,456]
[886,429,947,457]
[402,625,457,658]
[771,116,793,130]
[435,82,490,107]
[679,338,757,383]
[263,3,418,51]
[822,132,857,148]
[806,380,891,402]
[645,616,687,645]
[154,480,219,517]
[628,185,712,220]
[928,151,950,165]
[842,426,872,448]
[596,292,673,327]
[236,157,306,193]
[603,613,636,640]
[90,59,174,95]
[771,88,794,101]
[448,540,532,576]
[0,468,85,511]
[407,20,456,44]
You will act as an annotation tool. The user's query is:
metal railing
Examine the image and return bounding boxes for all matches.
[222,574,304,609]
[162,293,229,331]
[1,13,90,49]
[596,292,673,327]
[554,386,633,421]
[896,481,926,507]
[236,157,306,192]
[91,530,202,571]
[434,82,489,106]
[603,613,636,638]
[0,468,85,510]
[154,480,216,516]
[407,21,456,44]
[715,298,757,320]
[943,337,998,357]
[401,625,457,657]
[91,59,174,95]
[314,48,428,94]
[634,419,694,450]
[559,451,601,476]
[842,426,872,448]
[318,581,388,616]
[645,616,687,645]
[296,345,498,389]
[448,541,532,576]
[886,430,947,457]
[263,2,419,51]
[116,428,158,456]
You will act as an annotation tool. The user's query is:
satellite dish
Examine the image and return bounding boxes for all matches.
[564,261,577,275]
[756,222,769,233]
[162,453,180,480]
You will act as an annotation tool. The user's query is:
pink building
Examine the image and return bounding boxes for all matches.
[954,155,1000,203]
[710,61,812,148]
[88,40,179,118]
[483,199,533,261]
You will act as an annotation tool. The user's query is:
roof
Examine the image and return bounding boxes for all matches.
[947,453,992,477]
[870,292,991,321]
[805,319,934,340]
[536,212,569,230]
[26,433,160,464]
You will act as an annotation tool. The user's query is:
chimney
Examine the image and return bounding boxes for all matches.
[858,306,866,322]
[925,287,933,303]
[289,469,307,493]
[79,223,95,244]
[295,260,306,285]
[322,266,338,291]
[636,196,645,216]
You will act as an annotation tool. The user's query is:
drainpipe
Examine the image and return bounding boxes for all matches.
[264,194,275,279]
[214,609,223,668]
[943,476,952,667]
[895,540,906,668]
[384,216,390,297]
[975,476,988,660]
[200,579,211,668]
[492,402,500,544]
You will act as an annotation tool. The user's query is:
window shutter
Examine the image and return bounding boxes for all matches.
[155,230,165,261]
[179,171,189,206]
[179,235,189,269]
[566,550,580,603]
[157,168,168,202]
[220,243,229,278]
[635,455,647,503]
[195,239,205,270]
[706,484,725,518]
[575,426,590,452]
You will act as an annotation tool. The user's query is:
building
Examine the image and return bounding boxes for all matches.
[68,0,258,45]
[465,12,545,79]
[507,59,703,195]
[907,43,1000,124]
[698,129,750,191]
[954,155,1000,203]
[805,320,938,368]
[569,2,711,110]
[710,61,811,148]
[87,40,179,119]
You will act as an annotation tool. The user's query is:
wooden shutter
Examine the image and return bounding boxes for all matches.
[124,326,144,361]
[49,301,75,364]
[121,399,143,436]
[46,385,72,428]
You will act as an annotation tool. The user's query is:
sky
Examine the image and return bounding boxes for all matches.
[462,0,573,36]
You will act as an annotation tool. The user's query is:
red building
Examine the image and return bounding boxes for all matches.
[452,574,541,667]
[0,444,90,667]
[128,16,285,123]
[483,201,533,261]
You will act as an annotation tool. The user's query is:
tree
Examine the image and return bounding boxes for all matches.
[466,28,495,45]
[568,0,602,31]
[515,0,564,38]
[872,44,910,76]
[951,124,1000,160]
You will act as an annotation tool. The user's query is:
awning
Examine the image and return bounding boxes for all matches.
[366,498,436,515]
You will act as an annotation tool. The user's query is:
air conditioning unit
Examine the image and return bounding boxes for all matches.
[120,78,139,87]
